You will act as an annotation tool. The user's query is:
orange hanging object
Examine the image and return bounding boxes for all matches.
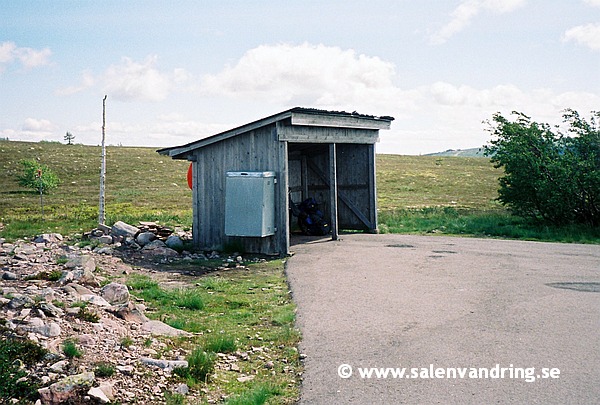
[187,163,193,190]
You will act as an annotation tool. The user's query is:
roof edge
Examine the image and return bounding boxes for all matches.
[158,107,395,158]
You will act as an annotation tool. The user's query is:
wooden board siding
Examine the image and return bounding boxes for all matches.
[336,144,376,230]
[278,123,379,144]
[290,112,392,130]
[192,124,285,255]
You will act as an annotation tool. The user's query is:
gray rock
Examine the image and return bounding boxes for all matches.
[65,255,96,273]
[112,302,149,323]
[141,320,192,337]
[174,383,189,395]
[62,283,94,298]
[116,365,135,375]
[38,371,95,404]
[49,360,69,373]
[2,271,18,280]
[8,294,34,309]
[136,232,156,247]
[111,221,139,239]
[142,240,179,257]
[149,246,179,257]
[97,235,113,245]
[142,239,166,249]
[33,233,63,244]
[94,246,113,255]
[37,302,64,317]
[88,387,110,404]
[23,319,61,337]
[165,235,184,251]
[140,357,188,371]
[97,223,111,234]
[80,294,111,307]
[100,282,130,305]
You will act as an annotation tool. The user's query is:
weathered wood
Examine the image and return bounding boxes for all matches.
[291,112,392,130]
[278,125,379,144]
[307,159,373,229]
[368,143,378,232]
[275,126,290,255]
[301,155,308,200]
[192,124,280,254]
[98,95,107,226]
[329,144,338,240]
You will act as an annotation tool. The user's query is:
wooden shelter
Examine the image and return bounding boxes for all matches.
[158,107,393,255]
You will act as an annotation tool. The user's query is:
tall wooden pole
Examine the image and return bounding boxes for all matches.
[99,95,107,225]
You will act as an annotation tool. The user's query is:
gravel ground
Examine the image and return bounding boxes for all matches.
[286,234,600,404]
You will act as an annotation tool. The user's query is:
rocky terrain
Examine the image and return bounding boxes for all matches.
[0,222,258,404]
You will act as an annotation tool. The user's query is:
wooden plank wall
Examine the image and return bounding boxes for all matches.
[336,144,375,230]
[192,124,285,255]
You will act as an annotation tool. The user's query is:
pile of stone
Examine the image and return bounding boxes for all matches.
[0,233,204,404]
[82,221,191,259]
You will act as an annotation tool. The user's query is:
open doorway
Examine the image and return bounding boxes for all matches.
[287,142,378,242]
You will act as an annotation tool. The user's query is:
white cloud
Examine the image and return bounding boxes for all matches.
[430,0,527,44]
[15,47,52,68]
[59,55,193,101]
[0,42,16,63]
[1,118,60,143]
[563,23,600,51]
[22,118,56,132]
[103,55,173,102]
[56,70,96,96]
[0,41,51,72]
[201,43,399,112]
[584,0,600,7]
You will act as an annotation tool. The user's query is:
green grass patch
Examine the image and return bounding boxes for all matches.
[0,140,192,241]
[94,362,116,378]
[376,154,600,243]
[225,383,283,405]
[0,331,47,402]
[378,207,600,243]
[125,261,301,403]
[175,348,216,383]
[204,335,237,354]
[62,339,83,358]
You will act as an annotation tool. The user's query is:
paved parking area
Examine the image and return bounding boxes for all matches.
[286,234,600,404]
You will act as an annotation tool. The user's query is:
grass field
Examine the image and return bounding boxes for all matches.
[0,140,192,239]
[1,140,598,243]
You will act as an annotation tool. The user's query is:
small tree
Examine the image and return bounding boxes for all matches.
[484,110,599,226]
[64,131,75,145]
[17,159,60,194]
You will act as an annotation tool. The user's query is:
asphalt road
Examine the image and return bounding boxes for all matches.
[286,234,600,404]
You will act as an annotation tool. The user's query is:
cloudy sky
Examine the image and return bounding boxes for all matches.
[1,1,599,155]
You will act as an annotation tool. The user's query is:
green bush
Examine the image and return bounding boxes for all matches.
[94,362,115,377]
[0,333,47,402]
[17,159,60,194]
[62,339,83,358]
[175,348,216,383]
[485,109,600,226]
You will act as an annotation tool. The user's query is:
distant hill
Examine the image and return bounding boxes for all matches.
[424,147,487,157]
